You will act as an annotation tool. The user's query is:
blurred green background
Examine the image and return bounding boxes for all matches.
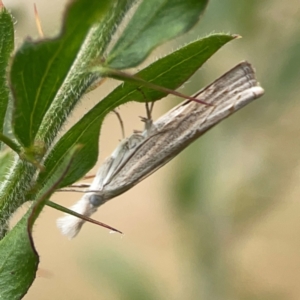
[6,0,300,299]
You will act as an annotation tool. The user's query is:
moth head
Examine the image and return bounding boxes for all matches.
[89,193,105,207]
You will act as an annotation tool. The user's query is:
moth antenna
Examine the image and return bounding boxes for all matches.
[57,188,87,193]
[57,188,102,193]
[67,182,91,188]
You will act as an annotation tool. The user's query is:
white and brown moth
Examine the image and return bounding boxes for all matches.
[57,61,264,238]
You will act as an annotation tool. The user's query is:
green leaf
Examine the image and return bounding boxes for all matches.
[0,209,38,300]
[0,146,78,299]
[10,0,113,147]
[106,0,209,69]
[0,6,14,148]
[38,34,236,188]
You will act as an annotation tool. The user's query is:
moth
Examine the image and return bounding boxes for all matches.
[57,61,264,238]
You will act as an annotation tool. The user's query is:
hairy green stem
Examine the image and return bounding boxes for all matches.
[0,158,36,238]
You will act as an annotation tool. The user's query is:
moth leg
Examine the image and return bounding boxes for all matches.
[146,101,155,120]
[136,88,154,132]
[112,109,125,139]
[139,101,155,136]
[138,101,155,135]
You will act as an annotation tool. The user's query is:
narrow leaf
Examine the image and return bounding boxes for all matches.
[0,5,14,148]
[106,0,209,68]
[38,34,236,188]
[47,200,122,234]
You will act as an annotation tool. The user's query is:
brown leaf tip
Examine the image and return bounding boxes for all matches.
[233,34,242,39]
